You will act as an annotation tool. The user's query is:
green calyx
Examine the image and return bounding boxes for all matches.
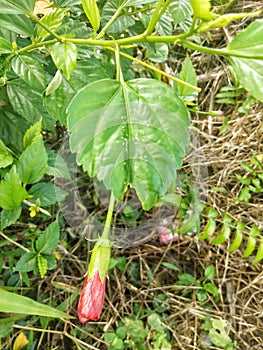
[88,236,112,282]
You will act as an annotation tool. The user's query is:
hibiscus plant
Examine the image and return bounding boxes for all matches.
[0,0,262,323]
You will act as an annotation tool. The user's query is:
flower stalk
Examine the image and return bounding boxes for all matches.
[77,192,115,323]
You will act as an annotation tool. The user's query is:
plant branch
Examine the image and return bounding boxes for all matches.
[28,13,62,41]
[107,46,201,92]
[101,192,115,240]
[144,0,172,36]
[23,199,51,217]
[0,231,30,252]
[96,5,124,39]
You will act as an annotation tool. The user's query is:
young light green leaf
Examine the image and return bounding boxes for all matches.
[243,235,256,258]
[0,206,21,230]
[0,36,12,54]
[0,139,13,168]
[81,0,101,32]
[204,265,215,280]
[50,42,78,80]
[0,289,73,319]
[23,119,42,149]
[252,237,263,264]
[17,138,48,184]
[29,182,68,206]
[0,167,29,210]
[203,283,219,296]
[35,221,60,254]
[161,262,180,272]
[211,224,231,245]
[37,8,68,39]
[198,218,216,240]
[209,319,232,348]
[38,255,48,278]
[228,220,245,253]
[177,55,198,102]
[11,55,46,90]
[67,78,189,210]
[45,70,63,96]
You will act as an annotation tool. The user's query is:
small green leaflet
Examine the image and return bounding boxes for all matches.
[50,42,78,80]
[0,167,28,210]
[67,78,189,210]
[0,139,13,168]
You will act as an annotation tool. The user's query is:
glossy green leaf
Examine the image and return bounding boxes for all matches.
[17,138,48,184]
[15,252,37,273]
[0,14,34,37]
[0,167,29,210]
[0,206,21,230]
[203,283,219,296]
[252,237,263,264]
[0,105,29,153]
[147,43,168,63]
[228,57,263,103]
[50,42,78,80]
[243,235,256,258]
[44,75,75,125]
[198,218,216,240]
[29,182,68,206]
[0,139,13,168]
[226,20,263,59]
[67,78,189,210]
[228,220,245,253]
[6,79,53,129]
[11,55,46,90]
[0,0,35,14]
[35,221,60,254]
[45,70,63,96]
[204,265,215,280]
[81,0,101,32]
[211,224,231,245]
[177,55,198,102]
[23,119,42,149]
[0,36,12,54]
[37,8,68,39]
[169,0,193,25]
[0,289,73,319]
[69,60,109,90]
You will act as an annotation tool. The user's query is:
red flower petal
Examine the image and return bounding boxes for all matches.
[78,271,106,323]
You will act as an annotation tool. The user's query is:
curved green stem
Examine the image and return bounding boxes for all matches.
[145,0,172,36]
[101,191,115,240]
[28,13,62,41]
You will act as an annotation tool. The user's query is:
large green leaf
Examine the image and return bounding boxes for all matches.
[67,78,189,210]
[17,138,48,184]
[0,14,34,37]
[29,182,68,206]
[0,37,12,54]
[168,0,193,25]
[11,55,46,90]
[0,108,28,153]
[0,289,73,319]
[226,20,263,59]
[0,0,35,14]
[228,57,263,103]
[6,79,54,129]
[0,167,29,210]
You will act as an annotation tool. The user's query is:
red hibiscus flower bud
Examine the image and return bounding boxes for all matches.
[78,271,106,323]
[78,237,111,323]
